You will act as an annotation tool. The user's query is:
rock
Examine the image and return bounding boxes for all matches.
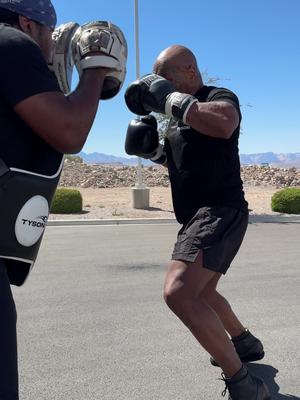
[59,161,300,189]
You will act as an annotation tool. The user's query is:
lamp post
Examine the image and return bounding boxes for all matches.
[132,0,150,209]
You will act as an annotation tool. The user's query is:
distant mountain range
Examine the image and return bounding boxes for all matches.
[78,151,151,166]
[240,152,300,167]
[78,151,300,168]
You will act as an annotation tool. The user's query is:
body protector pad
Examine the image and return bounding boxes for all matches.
[49,22,80,94]
[72,21,128,99]
[0,155,64,286]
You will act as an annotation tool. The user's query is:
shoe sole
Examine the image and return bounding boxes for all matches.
[242,351,265,363]
[210,351,265,367]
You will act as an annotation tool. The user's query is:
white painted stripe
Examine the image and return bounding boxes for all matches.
[0,255,33,265]
[10,156,64,179]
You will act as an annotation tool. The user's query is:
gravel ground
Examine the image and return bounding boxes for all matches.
[49,185,279,220]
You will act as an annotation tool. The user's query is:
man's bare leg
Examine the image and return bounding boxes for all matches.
[200,273,246,338]
[163,251,242,378]
[199,271,265,367]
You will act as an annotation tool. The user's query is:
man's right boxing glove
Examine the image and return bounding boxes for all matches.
[124,73,197,123]
[125,115,167,165]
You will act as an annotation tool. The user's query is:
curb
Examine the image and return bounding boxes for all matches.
[47,214,300,227]
[47,218,178,226]
[249,215,300,224]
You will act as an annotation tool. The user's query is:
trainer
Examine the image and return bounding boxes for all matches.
[0,1,127,398]
[124,45,270,400]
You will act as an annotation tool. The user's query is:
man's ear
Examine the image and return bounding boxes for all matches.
[187,64,197,80]
[18,15,32,34]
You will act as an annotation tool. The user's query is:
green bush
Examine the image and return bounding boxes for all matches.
[64,155,83,163]
[51,188,83,214]
[271,188,300,214]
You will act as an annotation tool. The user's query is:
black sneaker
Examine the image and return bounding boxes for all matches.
[210,329,265,367]
[221,365,271,400]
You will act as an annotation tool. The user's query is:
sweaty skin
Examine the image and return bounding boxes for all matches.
[153,45,239,139]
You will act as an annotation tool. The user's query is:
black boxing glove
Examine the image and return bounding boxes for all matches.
[125,115,167,165]
[124,73,197,123]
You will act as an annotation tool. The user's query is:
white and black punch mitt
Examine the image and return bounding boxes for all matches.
[72,21,128,99]
[49,22,80,94]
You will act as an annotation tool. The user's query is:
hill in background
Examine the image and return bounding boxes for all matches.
[78,151,300,168]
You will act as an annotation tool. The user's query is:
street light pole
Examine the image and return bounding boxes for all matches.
[134,0,140,84]
[132,0,149,208]
[134,0,143,189]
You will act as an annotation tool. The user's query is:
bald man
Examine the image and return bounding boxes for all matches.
[124,46,270,400]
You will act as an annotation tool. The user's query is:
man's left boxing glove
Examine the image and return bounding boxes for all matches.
[72,21,128,99]
[124,73,197,123]
[125,115,167,165]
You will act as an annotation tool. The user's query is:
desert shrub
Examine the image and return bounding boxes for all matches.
[271,188,300,214]
[64,155,83,163]
[51,188,83,214]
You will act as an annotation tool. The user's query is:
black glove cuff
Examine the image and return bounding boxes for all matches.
[150,144,167,166]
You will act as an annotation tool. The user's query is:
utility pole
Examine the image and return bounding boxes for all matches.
[132,0,150,209]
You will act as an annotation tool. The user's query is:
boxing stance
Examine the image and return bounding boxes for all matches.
[124,45,270,400]
[0,1,127,398]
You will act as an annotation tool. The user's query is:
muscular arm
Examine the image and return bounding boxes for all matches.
[185,100,240,139]
[14,69,107,154]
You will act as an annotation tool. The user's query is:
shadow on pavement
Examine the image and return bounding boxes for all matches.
[247,363,299,399]
[68,210,90,215]
[147,206,174,213]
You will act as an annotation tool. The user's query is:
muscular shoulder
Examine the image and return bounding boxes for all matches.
[206,86,240,107]
[204,86,241,121]
[196,85,238,103]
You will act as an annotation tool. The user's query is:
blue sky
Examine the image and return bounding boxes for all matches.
[52,0,300,156]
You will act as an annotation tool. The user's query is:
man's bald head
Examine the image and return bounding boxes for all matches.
[153,45,203,94]
[154,45,197,74]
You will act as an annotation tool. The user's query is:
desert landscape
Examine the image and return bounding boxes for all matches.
[48,161,300,220]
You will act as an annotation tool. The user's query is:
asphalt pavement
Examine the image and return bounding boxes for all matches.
[12,222,300,400]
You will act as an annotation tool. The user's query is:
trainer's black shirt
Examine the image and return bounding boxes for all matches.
[0,24,62,174]
[165,85,247,224]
